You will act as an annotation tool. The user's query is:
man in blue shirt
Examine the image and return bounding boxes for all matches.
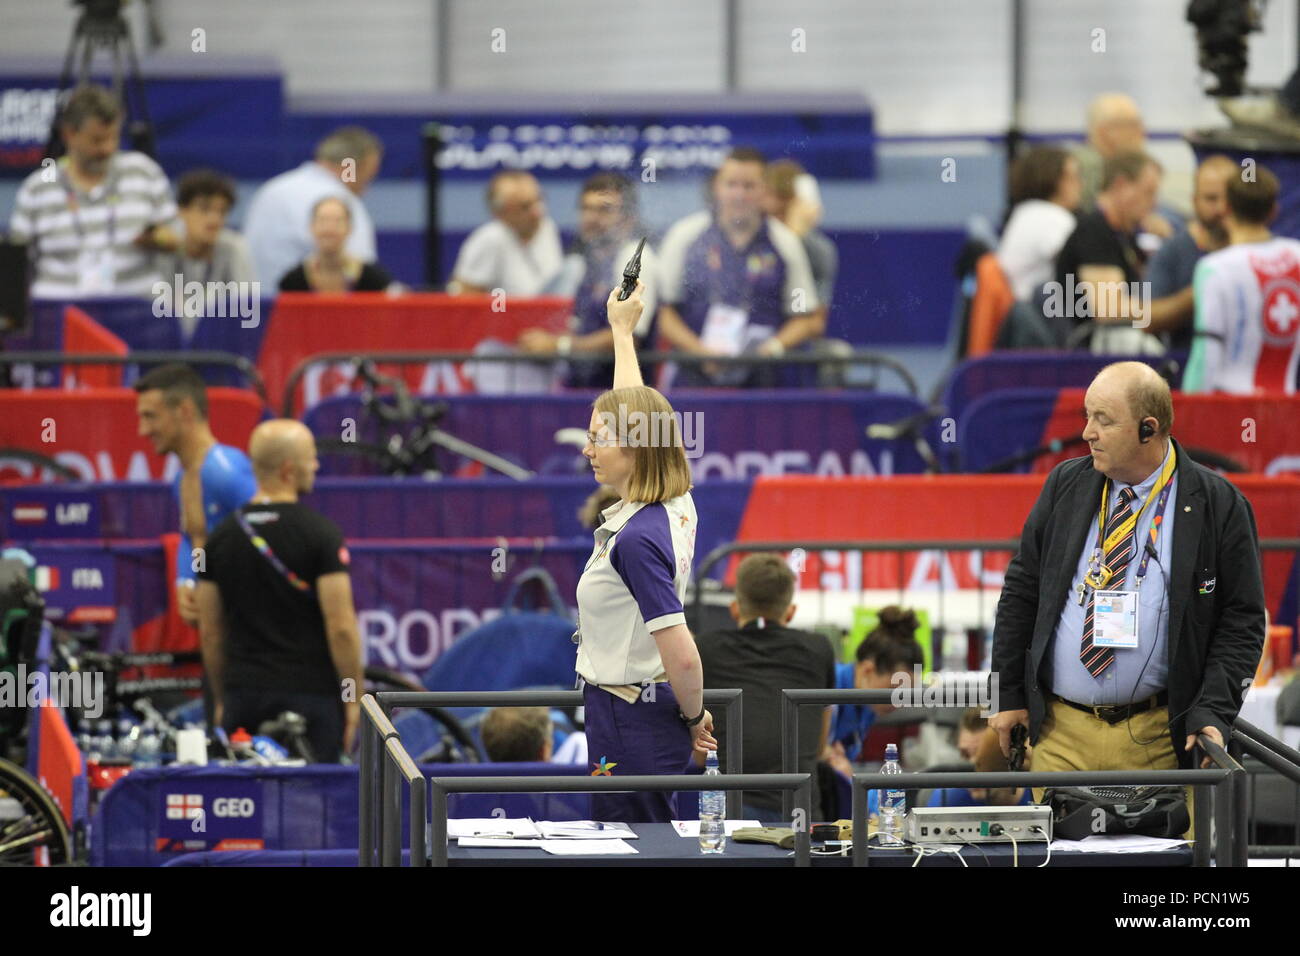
[990,362,1266,833]
[134,363,256,626]
[656,147,824,387]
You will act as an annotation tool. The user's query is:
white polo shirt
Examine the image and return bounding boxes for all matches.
[451,217,563,296]
[574,492,697,692]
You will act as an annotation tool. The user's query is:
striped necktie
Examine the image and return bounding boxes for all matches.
[1080,486,1136,677]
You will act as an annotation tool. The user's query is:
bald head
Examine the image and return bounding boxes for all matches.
[1096,361,1173,429]
[1087,93,1145,157]
[1082,362,1174,482]
[250,419,319,495]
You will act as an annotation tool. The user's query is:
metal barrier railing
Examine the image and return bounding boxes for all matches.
[359,695,427,867]
[782,688,1245,867]
[280,348,922,415]
[359,688,746,867]
[427,772,814,867]
[1232,717,1300,863]
[0,350,269,405]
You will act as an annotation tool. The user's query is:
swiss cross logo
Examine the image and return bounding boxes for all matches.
[1265,285,1300,339]
[165,793,203,820]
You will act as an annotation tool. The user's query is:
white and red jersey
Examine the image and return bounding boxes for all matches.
[1186,237,1300,394]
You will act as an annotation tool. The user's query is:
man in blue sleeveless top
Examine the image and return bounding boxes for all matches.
[134,363,257,626]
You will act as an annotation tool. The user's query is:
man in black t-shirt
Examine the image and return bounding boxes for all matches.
[196,420,363,762]
[695,553,836,823]
[1052,151,1163,345]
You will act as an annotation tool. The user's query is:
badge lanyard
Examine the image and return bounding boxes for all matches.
[1085,447,1176,595]
[61,161,117,248]
[235,509,311,593]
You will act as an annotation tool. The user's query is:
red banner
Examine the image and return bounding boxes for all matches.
[261,293,573,413]
[0,388,264,483]
[1039,390,1300,476]
[736,475,1300,615]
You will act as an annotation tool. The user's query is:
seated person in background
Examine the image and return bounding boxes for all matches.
[520,172,657,388]
[657,147,823,387]
[928,727,1032,807]
[480,706,589,765]
[1185,165,1300,395]
[695,553,836,823]
[1140,154,1236,350]
[449,170,562,296]
[278,197,392,292]
[155,169,257,332]
[1052,151,1163,351]
[955,707,988,762]
[243,126,382,295]
[825,606,926,775]
[763,160,839,311]
[481,707,552,762]
[9,84,178,299]
[996,146,1080,301]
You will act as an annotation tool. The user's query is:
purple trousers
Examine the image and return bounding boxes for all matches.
[582,681,695,823]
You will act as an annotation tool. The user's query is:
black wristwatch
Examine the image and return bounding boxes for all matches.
[680,707,706,727]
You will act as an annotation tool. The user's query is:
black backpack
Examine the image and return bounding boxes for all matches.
[1046,785,1190,840]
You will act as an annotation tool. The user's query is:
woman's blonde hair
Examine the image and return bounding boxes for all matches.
[591,386,692,502]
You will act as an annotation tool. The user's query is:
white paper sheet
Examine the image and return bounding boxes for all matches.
[457,838,546,848]
[540,839,638,855]
[671,820,763,837]
[537,821,637,840]
[445,818,540,839]
[1050,834,1191,854]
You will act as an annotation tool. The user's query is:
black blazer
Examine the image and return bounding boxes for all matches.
[992,438,1266,767]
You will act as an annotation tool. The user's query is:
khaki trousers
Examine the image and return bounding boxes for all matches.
[1032,698,1194,841]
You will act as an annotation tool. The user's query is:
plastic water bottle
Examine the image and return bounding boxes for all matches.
[699,750,725,854]
[134,731,162,768]
[878,743,906,846]
[94,720,117,760]
[115,717,140,762]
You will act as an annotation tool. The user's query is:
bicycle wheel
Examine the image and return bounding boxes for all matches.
[0,449,80,482]
[0,757,73,865]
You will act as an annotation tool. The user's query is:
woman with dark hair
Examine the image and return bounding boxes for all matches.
[824,606,926,770]
[997,146,1082,300]
[571,280,717,822]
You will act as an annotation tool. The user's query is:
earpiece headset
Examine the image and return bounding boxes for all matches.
[1138,418,1155,443]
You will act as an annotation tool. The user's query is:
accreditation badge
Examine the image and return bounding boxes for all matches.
[77,246,115,295]
[1092,589,1140,648]
[700,303,749,356]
